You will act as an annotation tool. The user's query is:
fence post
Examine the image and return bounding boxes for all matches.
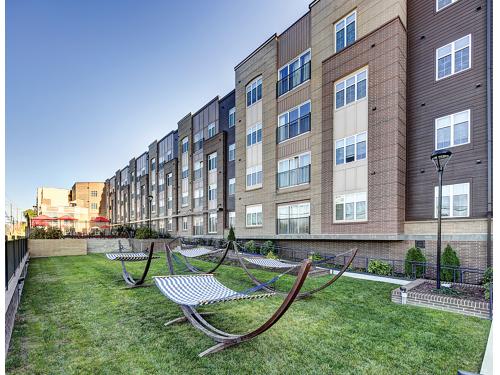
[5,238,8,290]
[489,283,493,320]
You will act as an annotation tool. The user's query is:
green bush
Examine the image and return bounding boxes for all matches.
[368,260,393,276]
[134,226,158,239]
[404,247,427,278]
[260,240,275,256]
[29,227,47,239]
[308,252,323,262]
[244,240,257,254]
[483,267,493,300]
[266,251,278,260]
[227,226,235,242]
[440,244,460,282]
[30,227,63,239]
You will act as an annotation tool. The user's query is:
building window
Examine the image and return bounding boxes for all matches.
[335,69,367,109]
[246,166,263,188]
[181,191,189,207]
[246,77,262,107]
[436,35,471,80]
[182,217,188,231]
[208,152,217,171]
[335,192,367,221]
[208,123,216,138]
[335,10,356,52]
[182,166,189,179]
[167,218,173,231]
[437,0,459,12]
[194,188,203,208]
[246,205,263,227]
[229,178,235,195]
[277,202,310,234]
[228,211,235,228]
[121,167,129,186]
[228,143,235,162]
[194,131,203,152]
[335,132,367,165]
[277,50,311,96]
[194,161,203,180]
[90,190,98,197]
[278,153,311,189]
[193,216,203,235]
[435,110,470,149]
[182,137,189,153]
[229,107,236,127]
[151,158,156,174]
[91,203,98,210]
[246,124,262,146]
[277,101,311,143]
[167,196,172,209]
[208,184,217,201]
[136,154,148,177]
[208,213,218,233]
[435,183,469,218]
[166,173,172,186]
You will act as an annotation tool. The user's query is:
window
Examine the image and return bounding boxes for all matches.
[436,35,471,80]
[278,153,311,188]
[194,188,203,208]
[229,107,236,127]
[182,217,188,231]
[136,154,148,177]
[194,161,203,180]
[90,190,98,197]
[335,192,367,221]
[91,203,98,210]
[228,143,235,162]
[246,166,263,188]
[247,124,262,146]
[182,137,189,153]
[167,218,173,231]
[277,50,311,96]
[335,11,356,52]
[229,178,235,195]
[437,0,459,11]
[228,211,235,228]
[435,183,469,218]
[435,110,470,149]
[208,123,216,138]
[181,191,188,207]
[277,101,311,143]
[335,69,367,109]
[182,166,189,179]
[208,213,218,233]
[246,77,262,107]
[246,205,263,227]
[335,132,367,165]
[277,202,310,234]
[166,173,172,186]
[151,158,156,174]
[208,184,217,201]
[194,131,203,152]
[193,216,204,235]
[121,167,129,186]
[208,152,217,171]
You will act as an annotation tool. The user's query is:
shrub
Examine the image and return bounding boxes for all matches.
[483,267,493,300]
[260,240,275,256]
[404,247,427,278]
[266,251,278,260]
[440,244,460,282]
[134,226,158,239]
[368,260,393,276]
[308,252,323,262]
[29,227,47,239]
[45,227,63,239]
[227,226,236,242]
[244,240,257,254]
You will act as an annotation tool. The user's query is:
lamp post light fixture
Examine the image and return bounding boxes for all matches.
[148,195,154,231]
[430,148,453,289]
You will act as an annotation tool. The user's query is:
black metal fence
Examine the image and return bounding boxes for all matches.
[5,237,28,290]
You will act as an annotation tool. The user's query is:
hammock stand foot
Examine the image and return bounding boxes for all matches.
[198,342,233,357]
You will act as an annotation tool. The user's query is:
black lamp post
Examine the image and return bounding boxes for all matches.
[148,195,153,231]
[431,149,452,289]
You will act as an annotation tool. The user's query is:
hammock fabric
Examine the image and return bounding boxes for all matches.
[174,247,222,258]
[156,244,312,357]
[106,252,156,261]
[169,241,230,274]
[242,257,297,269]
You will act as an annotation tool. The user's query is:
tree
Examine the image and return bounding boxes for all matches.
[24,209,37,221]
[227,226,236,242]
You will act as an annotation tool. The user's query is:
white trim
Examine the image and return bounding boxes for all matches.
[434,109,471,150]
[334,10,357,53]
[334,192,367,222]
[436,0,459,12]
[246,204,263,227]
[434,182,470,218]
[334,67,367,110]
[435,34,471,81]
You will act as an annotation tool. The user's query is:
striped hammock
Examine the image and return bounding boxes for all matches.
[174,247,221,258]
[243,257,297,269]
[154,274,274,306]
[106,252,156,262]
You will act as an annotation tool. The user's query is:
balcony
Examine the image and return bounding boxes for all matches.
[277,216,310,235]
[277,165,310,189]
[276,113,310,143]
[277,61,311,97]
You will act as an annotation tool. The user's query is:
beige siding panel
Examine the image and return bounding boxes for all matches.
[277,135,311,159]
[277,82,311,114]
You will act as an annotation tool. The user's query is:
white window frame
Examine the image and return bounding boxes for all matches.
[246,165,263,189]
[335,69,367,110]
[334,192,367,222]
[435,110,470,150]
[228,211,236,228]
[228,178,236,195]
[246,77,263,107]
[277,49,311,94]
[277,100,311,144]
[436,0,459,12]
[335,132,367,165]
[208,122,216,138]
[181,137,189,154]
[246,124,262,147]
[182,217,188,231]
[228,143,236,162]
[229,107,236,128]
[208,152,217,171]
[208,213,218,234]
[434,183,470,218]
[208,184,217,201]
[246,204,263,227]
[436,35,471,81]
[334,10,357,52]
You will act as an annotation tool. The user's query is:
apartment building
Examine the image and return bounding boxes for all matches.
[105,0,492,269]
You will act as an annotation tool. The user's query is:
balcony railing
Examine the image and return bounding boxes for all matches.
[277,217,310,235]
[276,113,310,143]
[193,225,204,235]
[277,61,311,97]
[277,165,310,189]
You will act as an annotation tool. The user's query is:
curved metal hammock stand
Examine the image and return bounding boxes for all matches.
[155,244,312,357]
[233,241,358,299]
[167,239,231,274]
[106,240,158,288]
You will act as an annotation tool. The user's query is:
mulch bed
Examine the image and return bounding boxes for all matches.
[412,281,486,302]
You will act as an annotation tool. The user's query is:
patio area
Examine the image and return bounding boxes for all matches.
[6,253,490,374]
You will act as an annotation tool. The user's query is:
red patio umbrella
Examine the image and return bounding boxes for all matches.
[91,216,110,223]
[31,215,57,227]
[57,215,77,221]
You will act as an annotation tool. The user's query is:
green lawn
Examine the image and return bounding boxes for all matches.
[7,253,490,375]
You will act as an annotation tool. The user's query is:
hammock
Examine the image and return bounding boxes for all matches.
[154,244,312,357]
[169,241,230,274]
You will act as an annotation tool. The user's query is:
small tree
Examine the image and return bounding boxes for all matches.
[260,240,275,256]
[227,226,236,242]
[404,247,427,278]
[440,244,460,282]
[244,240,257,254]
[135,226,158,239]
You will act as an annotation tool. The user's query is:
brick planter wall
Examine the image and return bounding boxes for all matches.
[391,279,490,319]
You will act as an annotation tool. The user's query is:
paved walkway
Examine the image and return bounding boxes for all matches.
[480,322,493,375]
[326,268,411,286]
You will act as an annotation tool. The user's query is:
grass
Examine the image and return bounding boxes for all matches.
[7,253,490,375]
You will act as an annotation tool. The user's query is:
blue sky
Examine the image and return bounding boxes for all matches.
[6,0,309,212]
